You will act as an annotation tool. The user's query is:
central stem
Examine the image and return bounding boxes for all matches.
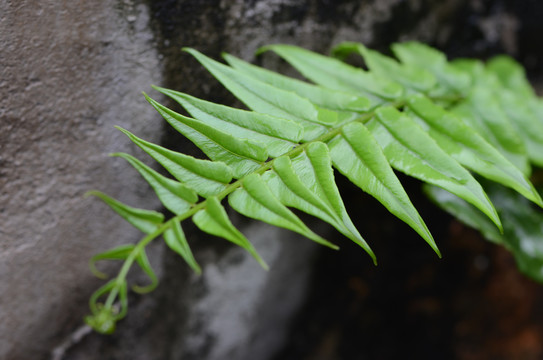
[99,96,417,315]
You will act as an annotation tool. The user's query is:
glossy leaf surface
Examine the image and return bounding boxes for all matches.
[186,48,330,140]
[85,41,543,334]
[406,94,543,207]
[112,152,197,215]
[268,143,375,262]
[223,53,372,112]
[452,87,529,175]
[117,126,232,197]
[194,196,268,269]
[327,122,439,256]
[229,173,338,250]
[146,94,267,178]
[155,86,303,158]
[369,106,500,230]
[259,44,403,101]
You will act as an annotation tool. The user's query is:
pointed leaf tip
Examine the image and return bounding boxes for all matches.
[229,173,340,251]
[86,190,164,234]
[193,196,269,270]
[164,220,202,274]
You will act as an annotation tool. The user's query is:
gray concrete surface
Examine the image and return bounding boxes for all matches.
[0,1,164,358]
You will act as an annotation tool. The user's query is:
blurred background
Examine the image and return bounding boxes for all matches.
[2,1,543,359]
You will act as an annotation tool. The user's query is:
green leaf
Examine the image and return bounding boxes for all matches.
[145,94,267,178]
[163,220,201,274]
[133,248,158,294]
[222,53,373,112]
[406,94,543,207]
[111,152,197,215]
[89,244,136,279]
[153,86,302,157]
[497,90,543,167]
[327,122,440,256]
[332,42,436,93]
[449,58,485,86]
[86,191,164,234]
[368,106,501,230]
[184,48,331,140]
[228,173,339,250]
[258,44,403,102]
[486,55,535,99]
[267,144,375,263]
[116,126,232,197]
[452,87,529,175]
[423,185,503,245]
[391,41,470,93]
[490,185,543,282]
[193,196,268,269]
[425,183,543,283]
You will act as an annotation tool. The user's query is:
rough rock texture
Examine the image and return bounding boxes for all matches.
[0,1,165,359]
[2,0,543,359]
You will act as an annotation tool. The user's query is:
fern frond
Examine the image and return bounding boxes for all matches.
[152,86,303,156]
[222,53,372,112]
[405,95,542,206]
[369,106,501,231]
[85,41,543,333]
[332,42,437,93]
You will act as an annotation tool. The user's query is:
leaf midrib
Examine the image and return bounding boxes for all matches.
[100,98,405,311]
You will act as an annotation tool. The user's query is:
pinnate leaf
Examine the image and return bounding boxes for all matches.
[406,94,543,207]
[332,42,436,93]
[452,87,529,175]
[164,220,201,274]
[153,86,302,157]
[259,44,403,102]
[116,126,232,197]
[193,196,268,269]
[368,106,501,230]
[145,94,267,178]
[111,152,197,215]
[268,143,375,262]
[391,41,470,93]
[85,41,543,333]
[86,191,163,234]
[223,53,372,112]
[185,48,331,140]
[228,173,338,250]
[327,122,439,256]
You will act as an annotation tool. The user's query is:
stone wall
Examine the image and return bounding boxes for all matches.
[1,1,164,359]
[2,1,542,359]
